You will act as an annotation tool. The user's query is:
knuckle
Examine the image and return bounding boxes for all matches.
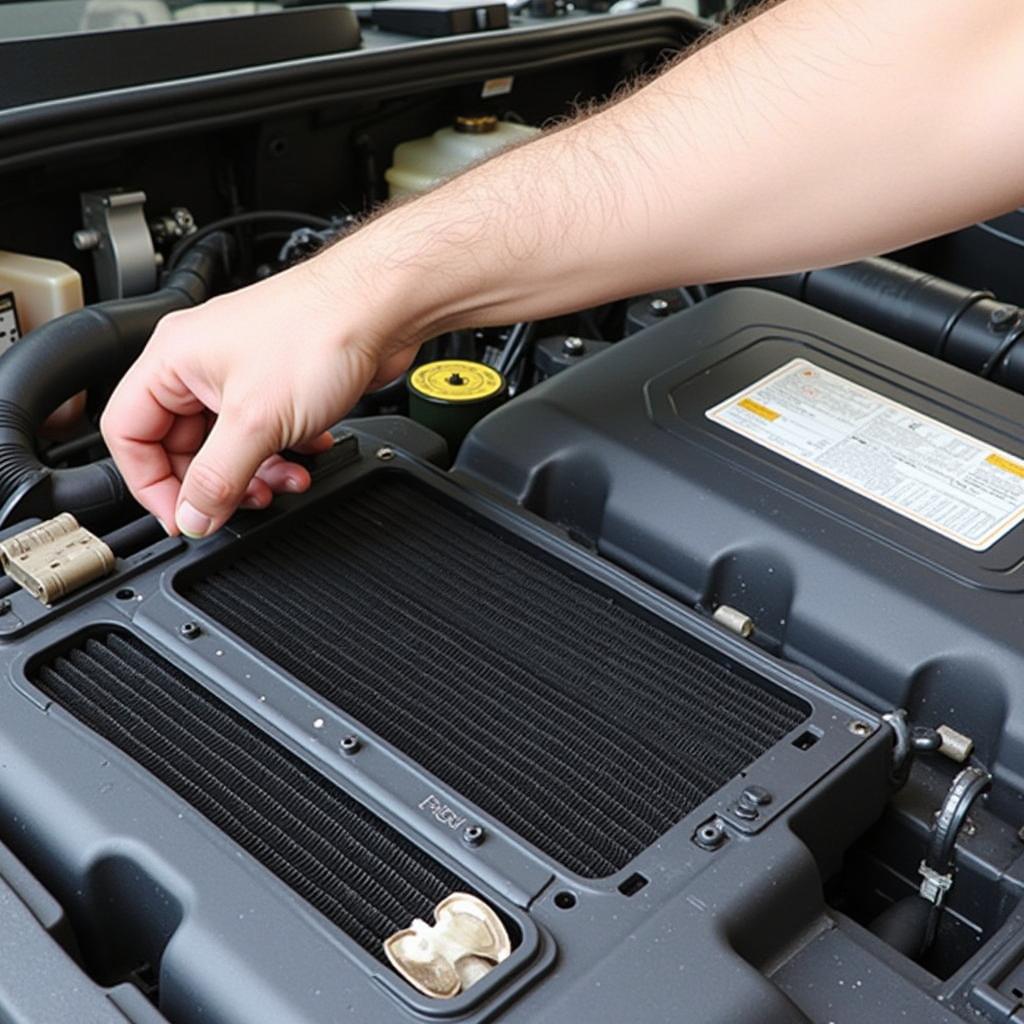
[223,396,279,444]
[186,460,235,506]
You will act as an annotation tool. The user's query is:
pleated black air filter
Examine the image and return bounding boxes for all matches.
[185,475,808,878]
[31,630,463,961]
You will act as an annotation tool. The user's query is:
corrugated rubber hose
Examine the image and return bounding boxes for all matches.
[0,233,230,530]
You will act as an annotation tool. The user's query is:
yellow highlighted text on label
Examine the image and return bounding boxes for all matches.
[737,397,780,422]
[986,453,1024,479]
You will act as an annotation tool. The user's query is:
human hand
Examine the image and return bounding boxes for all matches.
[101,257,416,538]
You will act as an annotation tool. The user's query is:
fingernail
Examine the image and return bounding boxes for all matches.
[284,474,304,493]
[240,496,263,510]
[156,517,171,536]
[177,501,212,539]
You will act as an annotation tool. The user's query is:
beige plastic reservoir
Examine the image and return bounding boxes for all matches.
[0,251,83,335]
[385,115,540,198]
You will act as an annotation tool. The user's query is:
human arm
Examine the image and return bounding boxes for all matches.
[102,0,1024,537]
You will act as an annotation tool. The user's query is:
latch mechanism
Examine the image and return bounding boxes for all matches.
[0,514,114,604]
[384,892,511,999]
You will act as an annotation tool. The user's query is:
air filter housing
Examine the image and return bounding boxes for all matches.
[184,474,809,878]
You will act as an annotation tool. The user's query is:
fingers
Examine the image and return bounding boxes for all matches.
[175,412,275,538]
[255,454,312,494]
[101,369,207,533]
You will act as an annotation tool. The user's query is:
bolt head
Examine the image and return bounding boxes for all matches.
[694,819,726,851]
[179,621,201,640]
[375,446,396,462]
[562,336,586,356]
[732,800,758,821]
[649,297,671,316]
[73,229,101,251]
[462,824,485,846]
[741,785,772,807]
[990,305,1018,331]
[849,720,872,737]
[340,735,361,755]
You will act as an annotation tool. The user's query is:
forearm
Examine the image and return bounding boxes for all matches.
[323,0,1024,345]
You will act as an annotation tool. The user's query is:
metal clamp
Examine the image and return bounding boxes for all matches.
[918,861,953,907]
[0,514,114,604]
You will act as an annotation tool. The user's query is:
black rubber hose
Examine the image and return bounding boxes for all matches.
[748,257,1024,389]
[0,233,230,530]
[868,764,991,963]
[869,895,934,961]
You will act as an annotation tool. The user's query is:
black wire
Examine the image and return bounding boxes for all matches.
[976,220,1024,251]
[496,322,534,378]
[166,211,334,272]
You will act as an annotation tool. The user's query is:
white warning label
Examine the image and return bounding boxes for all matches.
[705,358,1024,551]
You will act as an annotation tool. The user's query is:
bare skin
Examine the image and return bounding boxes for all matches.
[101,0,1024,538]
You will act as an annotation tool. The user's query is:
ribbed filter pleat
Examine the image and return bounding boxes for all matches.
[33,630,462,961]
[185,476,808,878]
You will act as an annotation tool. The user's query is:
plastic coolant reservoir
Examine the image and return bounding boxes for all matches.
[0,252,83,338]
[385,115,540,198]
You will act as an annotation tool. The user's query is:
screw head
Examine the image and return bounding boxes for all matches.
[179,621,201,640]
[375,446,396,462]
[562,336,586,356]
[340,735,361,755]
[649,297,671,316]
[462,824,485,847]
[849,720,872,737]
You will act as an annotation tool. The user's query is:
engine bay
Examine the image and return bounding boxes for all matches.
[4,7,1024,1023]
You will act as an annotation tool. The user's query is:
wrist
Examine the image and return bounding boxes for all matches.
[310,200,479,354]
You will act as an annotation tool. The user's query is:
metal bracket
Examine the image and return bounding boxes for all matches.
[74,189,157,299]
[0,514,114,604]
[384,893,511,999]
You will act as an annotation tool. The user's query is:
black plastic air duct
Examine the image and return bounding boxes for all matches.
[750,257,1024,391]
[0,234,229,530]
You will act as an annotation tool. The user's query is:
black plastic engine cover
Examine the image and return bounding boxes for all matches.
[0,431,888,1024]
[456,288,1024,808]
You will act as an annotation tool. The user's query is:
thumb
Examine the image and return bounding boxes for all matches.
[176,413,274,538]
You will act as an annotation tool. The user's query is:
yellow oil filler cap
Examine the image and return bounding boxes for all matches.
[407,359,507,456]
